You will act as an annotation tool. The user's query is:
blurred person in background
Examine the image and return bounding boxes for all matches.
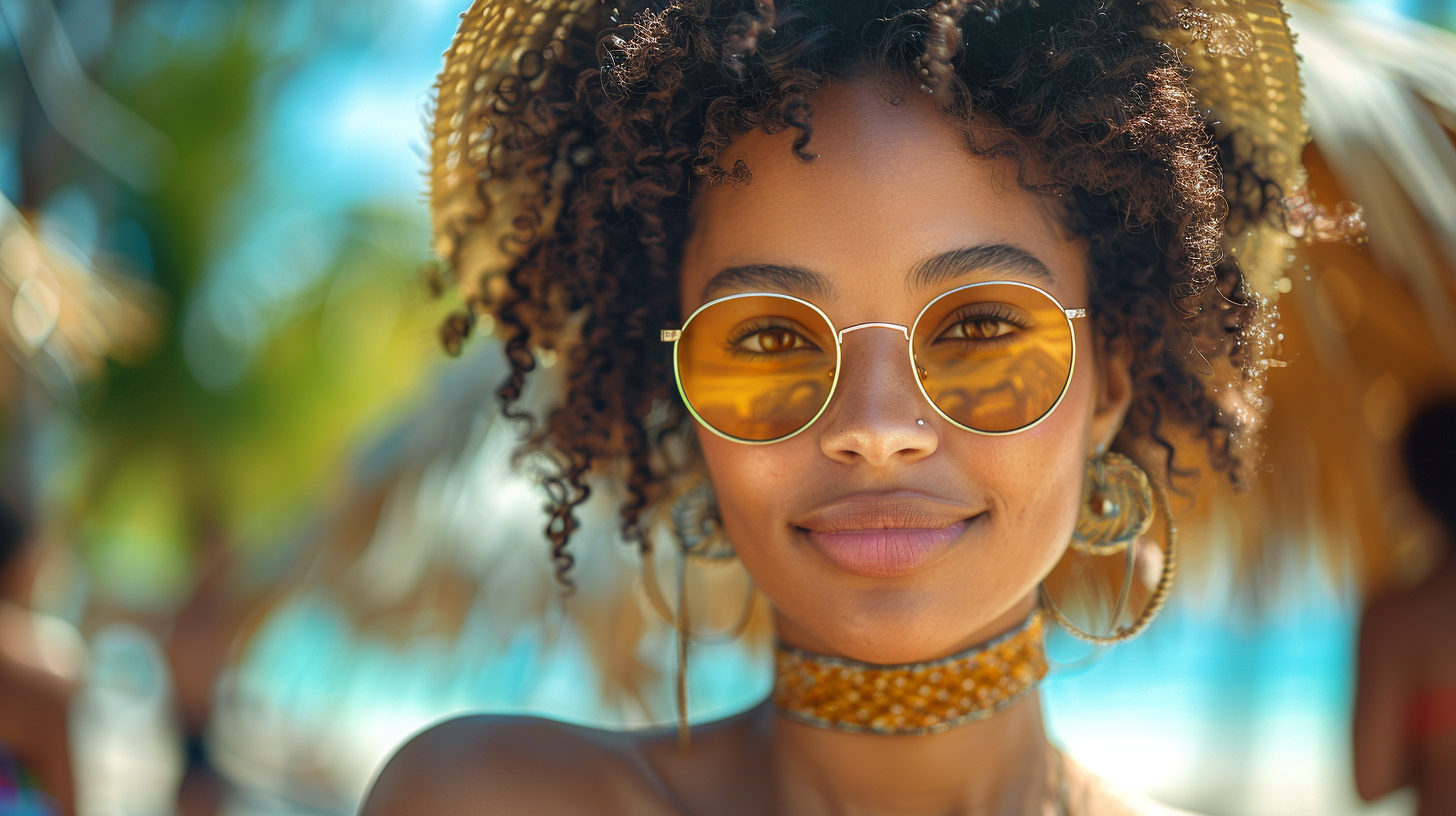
[0,500,73,816]
[1356,400,1456,816]
[164,523,249,816]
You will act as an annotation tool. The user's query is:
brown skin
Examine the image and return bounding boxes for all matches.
[0,625,74,816]
[1354,553,1456,816]
[0,541,76,816]
[365,80,1160,816]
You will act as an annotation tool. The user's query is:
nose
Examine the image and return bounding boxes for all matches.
[818,327,939,466]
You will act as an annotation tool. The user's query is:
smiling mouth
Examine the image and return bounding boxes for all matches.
[792,493,981,578]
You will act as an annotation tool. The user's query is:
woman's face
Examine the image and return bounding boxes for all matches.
[680,78,1132,664]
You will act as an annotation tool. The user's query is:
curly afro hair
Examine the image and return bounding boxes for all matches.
[432,0,1285,586]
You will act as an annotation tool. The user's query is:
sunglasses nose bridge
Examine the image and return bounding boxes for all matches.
[835,322,911,344]
[830,321,927,410]
[834,321,920,386]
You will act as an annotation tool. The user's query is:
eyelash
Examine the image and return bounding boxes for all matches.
[936,304,1029,342]
[724,320,818,356]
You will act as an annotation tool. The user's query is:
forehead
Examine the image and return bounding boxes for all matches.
[680,78,1088,311]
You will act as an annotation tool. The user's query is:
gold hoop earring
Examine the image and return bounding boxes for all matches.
[668,476,735,561]
[1070,451,1154,555]
[641,472,756,750]
[642,474,752,633]
[1040,452,1177,645]
[674,537,690,750]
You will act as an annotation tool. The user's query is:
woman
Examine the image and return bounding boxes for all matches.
[1356,400,1456,815]
[365,1,1315,813]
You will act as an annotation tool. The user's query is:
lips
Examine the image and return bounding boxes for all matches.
[793,492,979,578]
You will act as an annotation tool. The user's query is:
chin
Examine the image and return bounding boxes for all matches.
[779,578,1032,665]
[835,627,986,666]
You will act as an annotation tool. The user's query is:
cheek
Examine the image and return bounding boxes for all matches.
[974,355,1096,563]
[696,428,791,538]
[694,426,827,594]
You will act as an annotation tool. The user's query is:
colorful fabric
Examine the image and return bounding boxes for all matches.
[1409,686,1456,741]
[0,745,59,816]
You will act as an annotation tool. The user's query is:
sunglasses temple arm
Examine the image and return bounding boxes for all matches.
[661,330,682,341]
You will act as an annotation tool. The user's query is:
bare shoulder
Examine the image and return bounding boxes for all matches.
[0,652,71,747]
[361,715,679,816]
[1061,756,1204,816]
[1358,576,1439,664]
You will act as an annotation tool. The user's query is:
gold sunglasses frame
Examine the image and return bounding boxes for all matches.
[661,280,1089,445]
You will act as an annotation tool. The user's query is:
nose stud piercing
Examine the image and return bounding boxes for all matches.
[917,419,926,426]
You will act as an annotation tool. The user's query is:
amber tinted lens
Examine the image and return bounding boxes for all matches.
[676,295,837,442]
[912,283,1074,433]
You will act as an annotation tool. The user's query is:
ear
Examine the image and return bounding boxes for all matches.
[1087,333,1133,456]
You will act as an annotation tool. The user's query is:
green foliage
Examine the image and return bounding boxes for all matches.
[26,1,458,608]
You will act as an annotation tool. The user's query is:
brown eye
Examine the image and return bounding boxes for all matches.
[950,317,1013,340]
[742,328,805,353]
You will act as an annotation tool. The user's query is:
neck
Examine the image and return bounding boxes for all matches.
[761,603,1058,816]
[764,694,1054,816]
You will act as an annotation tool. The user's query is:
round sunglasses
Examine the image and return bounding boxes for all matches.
[661,280,1088,444]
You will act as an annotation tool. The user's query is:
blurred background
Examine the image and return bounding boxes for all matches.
[0,0,1454,814]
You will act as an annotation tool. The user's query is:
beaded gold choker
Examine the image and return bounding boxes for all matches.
[773,611,1048,736]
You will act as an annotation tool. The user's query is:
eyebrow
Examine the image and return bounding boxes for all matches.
[697,243,1054,302]
[908,244,1054,292]
[700,263,835,302]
